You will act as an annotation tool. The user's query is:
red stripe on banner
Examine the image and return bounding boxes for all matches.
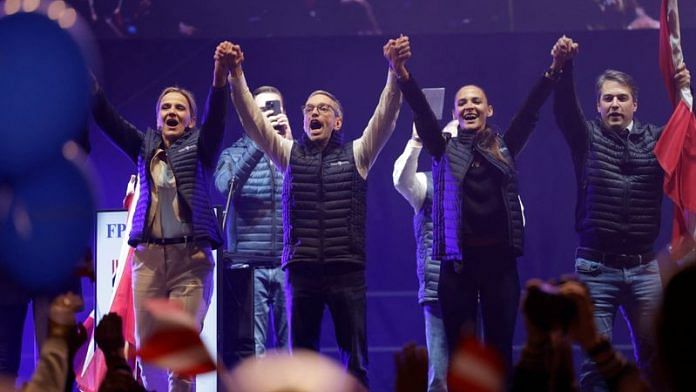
[660,0,678,107]
[75,176,139,391]
[138,327,216,377]
[447,337,505,392]
[657,0,696,257]
[138,328,202,360]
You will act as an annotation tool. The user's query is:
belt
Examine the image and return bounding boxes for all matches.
[222,252,281,268]
[145,236,192,245]
[576,247,655,268]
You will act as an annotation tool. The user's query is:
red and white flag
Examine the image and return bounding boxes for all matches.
[655,0,696,258]
[137,299,216,378]
[75,175,139,391]
[447,336,505,392]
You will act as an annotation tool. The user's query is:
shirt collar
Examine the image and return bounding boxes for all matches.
[626,121,634,134]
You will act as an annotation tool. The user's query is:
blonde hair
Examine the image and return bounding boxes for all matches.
[155,87,197,123]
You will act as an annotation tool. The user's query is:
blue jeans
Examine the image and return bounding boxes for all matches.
[286,265,368,388]
[423,302,448,392]
[575,257,662,392]
[253,267,288,355]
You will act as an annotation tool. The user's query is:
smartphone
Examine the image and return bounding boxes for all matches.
[422,88,445,120]
[265,100,282,116]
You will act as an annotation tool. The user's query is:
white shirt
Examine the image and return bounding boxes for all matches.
[230,71,402,180]
[392,120,458,212]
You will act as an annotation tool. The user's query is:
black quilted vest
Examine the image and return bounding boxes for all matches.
[282,131,367,268]
[574,120,664,254]
[432,132,524,260]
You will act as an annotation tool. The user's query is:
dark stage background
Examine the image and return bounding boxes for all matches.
[19,28,693,390]
[71,0,696,38]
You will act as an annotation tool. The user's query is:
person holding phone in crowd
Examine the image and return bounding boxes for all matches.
[215,85,292,358]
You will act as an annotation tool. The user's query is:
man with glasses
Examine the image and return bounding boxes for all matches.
[225,37,409,387]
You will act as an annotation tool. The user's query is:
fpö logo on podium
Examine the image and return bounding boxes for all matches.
[96,210,129,315]
[106,223,127,239]
[104,221,128,284]
[94,209,219,390]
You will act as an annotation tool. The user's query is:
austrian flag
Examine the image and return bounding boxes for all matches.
[137,299,217,378]
[655,0,696,257]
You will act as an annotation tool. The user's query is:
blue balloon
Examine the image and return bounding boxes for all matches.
[0,156,95,292]
[0,12,90,178]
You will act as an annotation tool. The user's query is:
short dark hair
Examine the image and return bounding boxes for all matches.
[596,69,639,101]
[253,85,285,107]
[308,90,343,117]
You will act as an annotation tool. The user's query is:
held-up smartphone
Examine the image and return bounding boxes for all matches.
[264,100,284,134]
[264,100,282,116]
[422,88,445,121]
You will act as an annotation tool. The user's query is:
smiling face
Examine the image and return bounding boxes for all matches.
[302,92,342,146]
[597,80,637,132]
[156,90,196,146]
[452,85,493,132]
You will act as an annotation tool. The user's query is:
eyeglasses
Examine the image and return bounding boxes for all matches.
[301,103,338,116]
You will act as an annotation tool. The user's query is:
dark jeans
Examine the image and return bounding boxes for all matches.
[286,264,368,388]
[438,246,520,373]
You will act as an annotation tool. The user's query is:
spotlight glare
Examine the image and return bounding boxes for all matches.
[47,0,66,20]
[21,0,40,13]
[57,7,76,28]
[4,0,21,14]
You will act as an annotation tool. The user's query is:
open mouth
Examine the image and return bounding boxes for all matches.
[165,118,179,127]
[463,113,478,121]
[309,119,322,130]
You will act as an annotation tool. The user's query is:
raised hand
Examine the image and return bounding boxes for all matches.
[384,35,411,80]
[550,35,579,72]
[558,280,600,350]
[95,313,125,357]
[216,41,245,82]
[411,123,421,143]
[229,43,245,78]
[394,343,428,392]
[213,41,235,87]
[675,63,691,91]
[47,292,86,354]
[265,111,293,138]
